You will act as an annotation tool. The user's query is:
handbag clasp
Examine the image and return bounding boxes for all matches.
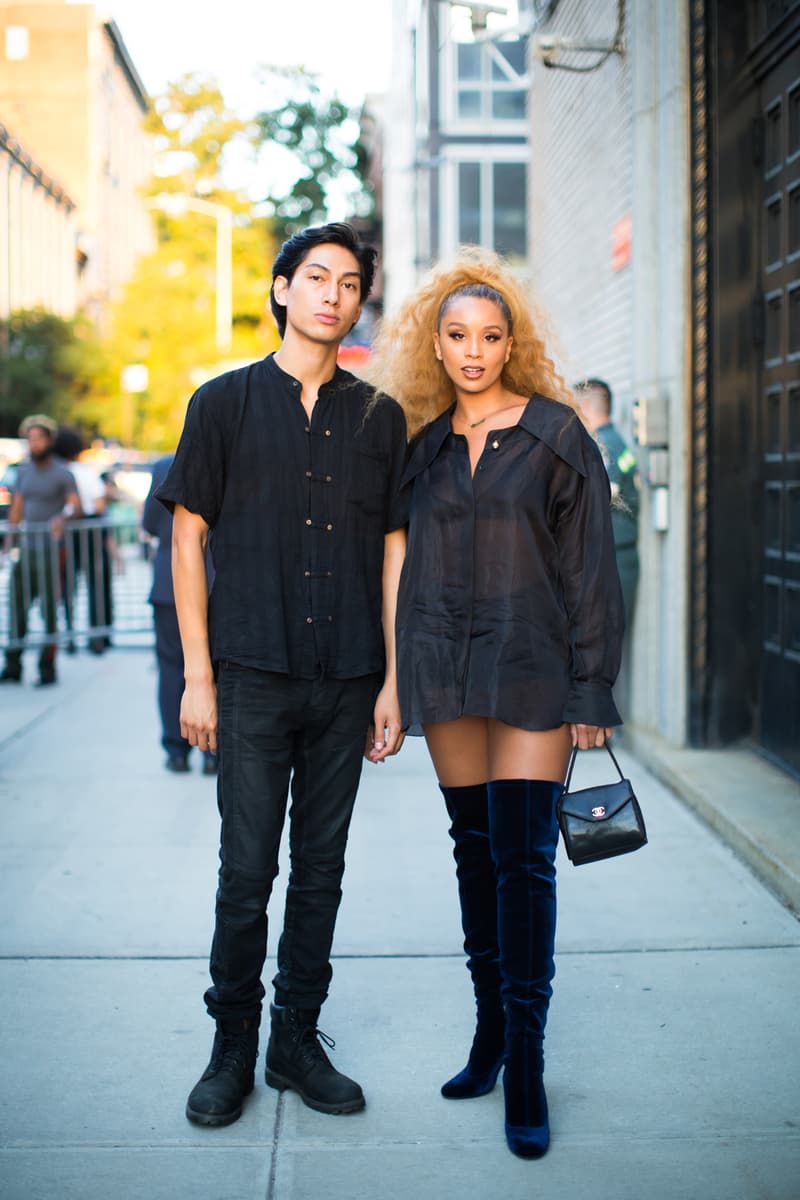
[591,806,606,818]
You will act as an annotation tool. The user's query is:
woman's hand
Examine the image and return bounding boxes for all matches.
[569,723,613,750]
[366,681,406,763]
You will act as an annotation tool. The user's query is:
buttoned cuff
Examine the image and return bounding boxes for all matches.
[563,681,622,727]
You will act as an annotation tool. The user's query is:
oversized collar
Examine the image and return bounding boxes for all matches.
[264,351,355,395]
[401,393,588,486]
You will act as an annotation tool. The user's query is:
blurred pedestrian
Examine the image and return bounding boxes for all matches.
[573,378,640,622]
[53,426,112,654]
[142,455,217,775]
[157,223,408,1128]
[1,415,80,686]
[370,251,624,1159]
[574,378,640,720]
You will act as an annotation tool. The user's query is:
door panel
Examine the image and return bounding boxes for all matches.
[756,37,800,774]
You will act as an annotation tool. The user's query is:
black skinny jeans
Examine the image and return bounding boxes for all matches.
[205,662,379,1021]
[5,541,59,672]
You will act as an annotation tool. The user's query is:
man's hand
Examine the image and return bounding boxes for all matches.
[365,681,406,763]
[180,678,218,754]
[569,723,613,750]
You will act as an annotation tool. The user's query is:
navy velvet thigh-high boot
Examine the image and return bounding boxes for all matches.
[439,783,505,1099]
[488,779,561,1158]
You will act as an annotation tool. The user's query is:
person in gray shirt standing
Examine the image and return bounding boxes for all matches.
[1,414,80,686]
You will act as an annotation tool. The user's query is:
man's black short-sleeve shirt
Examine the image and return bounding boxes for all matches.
[156,353,408,680]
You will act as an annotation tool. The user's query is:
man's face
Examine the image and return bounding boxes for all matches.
[27,427,53,462]
[577,388,608,433]
[273,243,363,345]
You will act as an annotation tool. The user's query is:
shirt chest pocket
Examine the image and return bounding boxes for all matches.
[347,444,390,516]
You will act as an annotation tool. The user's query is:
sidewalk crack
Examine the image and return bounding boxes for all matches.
[266,1089,284,1200]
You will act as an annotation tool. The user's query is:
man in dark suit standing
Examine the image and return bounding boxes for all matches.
[143,456,217,775]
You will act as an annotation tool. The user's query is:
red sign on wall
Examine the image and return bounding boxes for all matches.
[611,214,632,272]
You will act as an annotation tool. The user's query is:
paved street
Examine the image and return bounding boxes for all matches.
[1,649,799,1199]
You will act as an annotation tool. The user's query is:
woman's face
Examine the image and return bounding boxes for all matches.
[434,296,512,395]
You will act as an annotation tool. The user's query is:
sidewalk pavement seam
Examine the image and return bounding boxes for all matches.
[267,1093,285,1200]
[5,1131,797,1151]
[3,945,798,961]
[0,1143,276,1152]
[0,698,67,753]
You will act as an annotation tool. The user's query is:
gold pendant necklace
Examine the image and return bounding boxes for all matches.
[457,404,514,430]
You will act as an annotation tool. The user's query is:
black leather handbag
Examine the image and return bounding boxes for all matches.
[557,742,647,866]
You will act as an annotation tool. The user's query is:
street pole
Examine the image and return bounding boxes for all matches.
[214,202,233,353]
[145,194,233,354]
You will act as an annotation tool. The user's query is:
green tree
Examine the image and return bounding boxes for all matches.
[0,309,111,438]
[253,66,372,241]
[108,74,279,450]
[144,72,247,195]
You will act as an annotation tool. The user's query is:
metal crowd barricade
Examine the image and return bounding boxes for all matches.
[0,516,155,652]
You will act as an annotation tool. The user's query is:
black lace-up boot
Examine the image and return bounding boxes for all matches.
[185,1014,260,1126]
[265,1004,365,1114]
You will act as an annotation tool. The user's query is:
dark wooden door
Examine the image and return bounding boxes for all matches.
[755,29,800,773]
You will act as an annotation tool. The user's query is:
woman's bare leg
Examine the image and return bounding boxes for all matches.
[487,720,572,784]
[423,716,490,786]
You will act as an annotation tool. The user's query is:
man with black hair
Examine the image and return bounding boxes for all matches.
[157,222,408,1127]
[1,415,80,685]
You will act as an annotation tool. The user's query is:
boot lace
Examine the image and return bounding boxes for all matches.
[215,1029,253,1076]
[295,1018,336,1069]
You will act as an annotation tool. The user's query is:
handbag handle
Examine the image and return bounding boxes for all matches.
[562,739,625,794]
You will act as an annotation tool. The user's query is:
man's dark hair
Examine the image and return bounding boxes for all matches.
[269,222,377,338]
[53,426,86,462]
[574,377,613,416]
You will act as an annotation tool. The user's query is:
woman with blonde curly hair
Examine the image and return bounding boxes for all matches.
[370,251,624,1159]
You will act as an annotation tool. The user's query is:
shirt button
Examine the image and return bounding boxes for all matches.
[327,615,333,623]
[304,570,311,577]
[304,425,310,433]
[326,475,332,483]
[492,440,500,450]
[326,523,333,531]
[305,470,312,479]
[306,616,313,624]
[324,429,332,437]
[305,519,312,527]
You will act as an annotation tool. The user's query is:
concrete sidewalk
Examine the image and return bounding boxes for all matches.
[1,650,798,1199]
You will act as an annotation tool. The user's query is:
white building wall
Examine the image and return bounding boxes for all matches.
[529,0,634,418]
[629,0,691,745]
[0,129,77,320]
[529,0,692,745]
[384,0,421,313]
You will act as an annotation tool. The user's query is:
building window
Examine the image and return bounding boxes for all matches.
[458,163,481,243]
[5,26,29,61]
[453,39,527,125]
[456,159,527,260]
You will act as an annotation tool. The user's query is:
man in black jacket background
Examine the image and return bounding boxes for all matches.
[142,456,217,775]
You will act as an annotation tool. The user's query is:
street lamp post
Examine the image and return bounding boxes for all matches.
[145,193,233,353]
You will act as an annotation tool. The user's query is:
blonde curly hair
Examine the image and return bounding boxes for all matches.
[369,248,573,438]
